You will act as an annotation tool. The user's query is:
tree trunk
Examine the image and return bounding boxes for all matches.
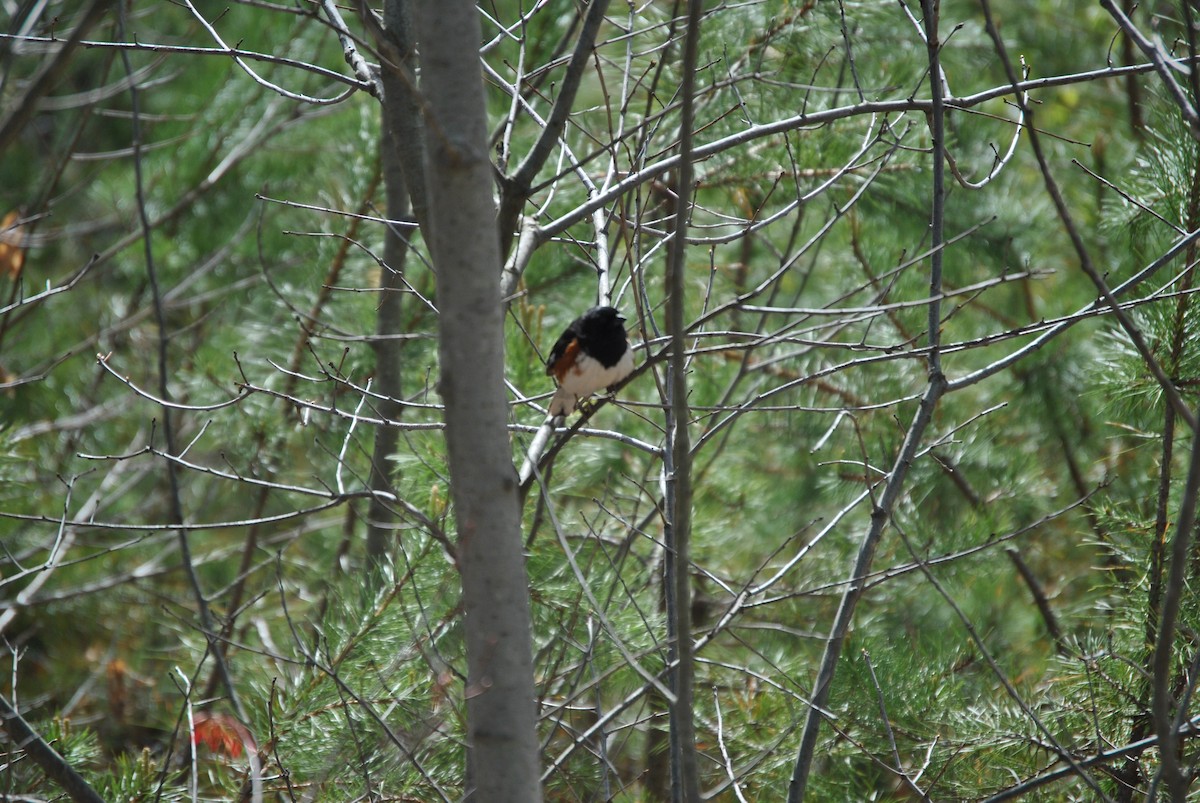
[364,113,412,561]
[413,2,543,800]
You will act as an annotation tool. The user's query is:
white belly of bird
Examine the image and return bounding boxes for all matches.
[550,347,634,415]
[564,348,634,394]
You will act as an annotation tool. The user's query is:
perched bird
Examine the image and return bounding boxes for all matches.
[545,306,635,417]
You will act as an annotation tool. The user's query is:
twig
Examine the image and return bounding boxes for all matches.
[0,253,98,317]
[1099,0,1200,140]
[1149,408,1200,799]
[0,484,75,635]
[320,0,382,97]
[0,32,374,93]
[337,378,371,496]
[712,686,751,803]
[117,1,247,724]
[181,0,357,105]
[96,353,250,411]
[863,649,928,798]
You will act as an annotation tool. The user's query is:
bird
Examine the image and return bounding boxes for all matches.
[545,306,635,418]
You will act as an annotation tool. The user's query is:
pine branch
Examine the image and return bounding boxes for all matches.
[0,695,104,803]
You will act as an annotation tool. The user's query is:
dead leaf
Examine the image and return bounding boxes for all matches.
[0,210,26,281]
[192,711,256,759]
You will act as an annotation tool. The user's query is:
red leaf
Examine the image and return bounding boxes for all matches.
[0,211,26,281]
[192,712,255,759]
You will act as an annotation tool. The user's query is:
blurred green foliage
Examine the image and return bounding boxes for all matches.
[2,0,1199,799]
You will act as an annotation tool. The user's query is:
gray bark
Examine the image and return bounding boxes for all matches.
[663,2,703,800]
[364,0,424,560]
[364,120,412,560]
[413,2,543,800]
[376,0,430,232]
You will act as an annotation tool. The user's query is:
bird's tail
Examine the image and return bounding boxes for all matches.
[547,386,575,418]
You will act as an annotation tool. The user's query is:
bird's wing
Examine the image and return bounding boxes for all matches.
[545,322,583,380]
